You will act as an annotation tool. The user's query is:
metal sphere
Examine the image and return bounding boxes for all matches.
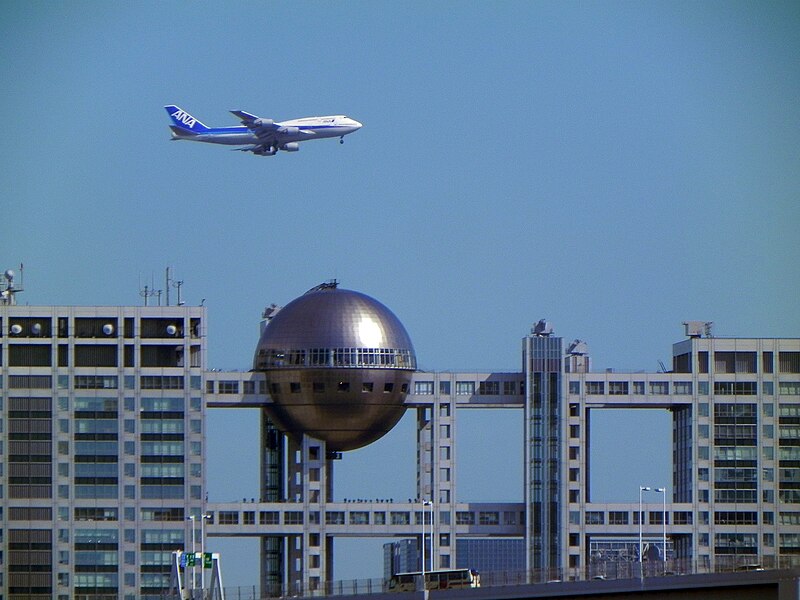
[253,283,416,451]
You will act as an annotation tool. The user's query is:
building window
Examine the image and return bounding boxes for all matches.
[585,511,604,525]
[414,381,434,395]
[456,381,475,395]
[763,352,774,374]
[569,381,580,395]
[259,511,279,524]
[608,381,628,395]
[479,512,499,525]
[219,511,239,525]
[714,381,757,395]
[391,511,410,525]
[218,380,239,394]
[349,511,369,525]
[283,510,304,525]
[649,381,669,395]
[75,375,118,389]
[479,381,499,395]
[779,352,800,373]
[714,351,757,374]
[140,375,183,390]
[456,511,475,525]
[439,381,451,395]
[715,532,757,554]
[586,381,604,395]
[674,381,692,395]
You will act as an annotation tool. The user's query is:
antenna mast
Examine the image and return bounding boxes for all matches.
[1,264,24,305]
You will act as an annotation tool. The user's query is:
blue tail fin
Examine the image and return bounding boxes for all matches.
[164,105,210,133]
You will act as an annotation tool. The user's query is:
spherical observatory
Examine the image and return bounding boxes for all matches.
[253,282,417,451]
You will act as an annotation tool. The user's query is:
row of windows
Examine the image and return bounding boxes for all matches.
[255,347,416,370]
[209,509,523,528]
[673,351,800,375]
[1,344,201,368]
[568,380,800,396]
[1,375,200,391]
[266,380,409,395]
[0,316,201,339]
[413,380,521,396]
[56,396,200,413]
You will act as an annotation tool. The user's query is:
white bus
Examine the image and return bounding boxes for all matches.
[386,568,480,592]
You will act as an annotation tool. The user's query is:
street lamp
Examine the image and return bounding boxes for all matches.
[201,514,211,591]
[638,486,650,566]
[421,499,432,595]
[188,515,197,590]
[654,488,667,566]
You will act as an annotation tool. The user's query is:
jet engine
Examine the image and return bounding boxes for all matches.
[253,118,274,128]
[281,143,300,152]
[254,146,277,156]
[278,126,299,136]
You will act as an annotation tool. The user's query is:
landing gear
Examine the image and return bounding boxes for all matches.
[339,136,344,144]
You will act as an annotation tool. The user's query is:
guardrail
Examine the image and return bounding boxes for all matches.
[169,555,800,599]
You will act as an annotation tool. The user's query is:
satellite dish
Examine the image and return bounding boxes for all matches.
[102,323,115,336]
[10,323,22,335]
[166,324,178,336]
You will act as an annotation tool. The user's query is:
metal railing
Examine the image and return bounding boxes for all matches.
[165,555,800,600]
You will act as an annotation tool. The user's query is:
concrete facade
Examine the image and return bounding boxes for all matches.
[2,300,799,598]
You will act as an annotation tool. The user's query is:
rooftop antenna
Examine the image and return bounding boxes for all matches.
[1,263,24,305]
[139,273,161,307]
[139,284,157,306]
[166,266,185,306]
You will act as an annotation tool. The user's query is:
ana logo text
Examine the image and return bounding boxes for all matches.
[171,109,197,128]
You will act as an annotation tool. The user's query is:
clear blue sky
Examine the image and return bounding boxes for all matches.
[2,0,799,588]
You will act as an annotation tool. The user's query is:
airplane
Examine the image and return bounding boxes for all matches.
[164,105,362,156]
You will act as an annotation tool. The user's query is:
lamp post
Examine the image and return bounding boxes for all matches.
[201,514,210,592]
[654,488,667,566]
[188,515,197,590]
[639,486,650,566]
[421,499,432,596]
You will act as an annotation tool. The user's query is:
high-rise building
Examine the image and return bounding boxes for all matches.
[0,303,207,600]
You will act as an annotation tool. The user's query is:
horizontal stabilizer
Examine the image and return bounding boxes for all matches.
[170,125,198,138]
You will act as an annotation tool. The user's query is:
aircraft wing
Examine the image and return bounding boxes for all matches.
[230,110,282,141]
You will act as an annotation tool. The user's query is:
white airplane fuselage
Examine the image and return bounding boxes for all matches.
[165,105,362,155]
[171,114,361,145]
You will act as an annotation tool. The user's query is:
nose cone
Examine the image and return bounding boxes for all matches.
[344,117,362,131]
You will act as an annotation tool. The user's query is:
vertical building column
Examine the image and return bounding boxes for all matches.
[285,434,328,594]
[433,384,456,570]
[260,410,285,596]
[416,404,433,502]
[523,329,563,580]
